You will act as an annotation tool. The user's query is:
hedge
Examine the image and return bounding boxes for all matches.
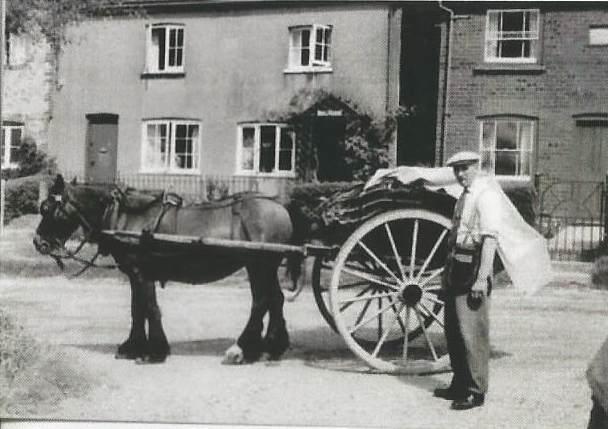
[3,179,41,225]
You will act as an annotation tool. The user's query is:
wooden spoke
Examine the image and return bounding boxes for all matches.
[385,223,407,283]
[414,229,448,283]
[349,299,400,335]
[417,302,444,328]
[357,241,403,286]
[353,292,374,329]
[420,268,444,288]
[422,293,444,306]
[339,286,374,313]
[387,295,407,334]
[339,291,397,305]
[378,297,383,340]
[403,306,411,360]
[341,266,399,290]
[414,308,438,361]
[409,219,419,280]
[372,301,405,358]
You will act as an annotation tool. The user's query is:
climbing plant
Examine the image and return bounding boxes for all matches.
[264,88,415,182]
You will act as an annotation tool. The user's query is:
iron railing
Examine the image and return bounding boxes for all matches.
[535,173,607,261]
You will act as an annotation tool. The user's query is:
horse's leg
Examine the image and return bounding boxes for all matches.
[116,272,148,360]
[225,264,269,364]
[142,278,171,363]
[263,261,290,360]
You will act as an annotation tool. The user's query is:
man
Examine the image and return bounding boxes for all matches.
[434,151,501,410]
[587,335,608,428]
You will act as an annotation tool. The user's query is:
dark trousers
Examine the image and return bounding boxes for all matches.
[588,397,608,429]
[444,291,490,395]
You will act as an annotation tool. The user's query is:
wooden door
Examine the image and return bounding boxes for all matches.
[85,114,119,183]
[574,119,608,181]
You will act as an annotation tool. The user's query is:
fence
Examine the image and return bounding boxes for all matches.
[535,173,607,261]
[60,171,298,203]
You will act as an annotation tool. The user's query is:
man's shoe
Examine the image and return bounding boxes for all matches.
[433,387,460,400]
[451,393,485,410]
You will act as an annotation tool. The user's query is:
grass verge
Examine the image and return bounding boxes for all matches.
[0,309,93,417]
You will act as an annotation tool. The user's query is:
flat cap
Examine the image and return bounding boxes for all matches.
[445,151,481,167]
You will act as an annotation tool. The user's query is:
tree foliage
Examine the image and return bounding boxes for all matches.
[6,1,139,50]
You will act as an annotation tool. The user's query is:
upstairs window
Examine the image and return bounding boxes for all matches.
[589,26,608,46]
[479,117,535,178]
[287,24,332,71]
[1,124,24,169]
[141,119,200,173]
[237,124,295,176]
[146,24,185,74]
[485,10,539,63]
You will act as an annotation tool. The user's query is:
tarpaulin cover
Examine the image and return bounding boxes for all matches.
[366,166,554,295]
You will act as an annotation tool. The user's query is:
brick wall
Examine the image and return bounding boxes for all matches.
[441,4,608,184]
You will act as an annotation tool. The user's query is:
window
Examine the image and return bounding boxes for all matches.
[237,124,295,176]
[146,24,185,73]
[287,24,332,71]
[485,10,539,62]
[479,117,535,177]
[589,26,608,46]
[141,120,200,173]
[1,124,24,169]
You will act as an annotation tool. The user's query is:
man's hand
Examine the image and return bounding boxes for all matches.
[470,279,487,299]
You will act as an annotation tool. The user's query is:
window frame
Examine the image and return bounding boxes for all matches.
[1,124,24,169]
[140,119,201,174]
[484,9,540,64]
[236,123,296,177]
[478,116,536,180]
[145,23,186,74]
[286,24,333,73]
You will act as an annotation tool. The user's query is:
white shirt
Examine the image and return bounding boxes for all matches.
[454,175,502,245]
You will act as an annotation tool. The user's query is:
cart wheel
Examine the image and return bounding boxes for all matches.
[330,209,451,373]
[312,255,337,332]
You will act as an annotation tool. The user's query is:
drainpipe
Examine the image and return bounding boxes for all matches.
[438,1,454,166]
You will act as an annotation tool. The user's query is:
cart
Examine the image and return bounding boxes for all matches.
[101,172,458,374]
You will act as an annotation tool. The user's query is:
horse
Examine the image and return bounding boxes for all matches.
[33,174,298,364]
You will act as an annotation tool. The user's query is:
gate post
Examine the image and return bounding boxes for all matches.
[604,173,608,243]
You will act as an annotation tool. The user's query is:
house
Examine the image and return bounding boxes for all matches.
[440,2,607,191]
[1,31,53,170]
[47,0,446,196]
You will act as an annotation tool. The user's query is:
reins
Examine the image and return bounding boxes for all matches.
[49,188,118,278]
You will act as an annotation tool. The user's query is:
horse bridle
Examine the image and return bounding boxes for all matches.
[41,188,117,277]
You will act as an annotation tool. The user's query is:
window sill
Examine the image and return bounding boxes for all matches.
[141,71,186,79]
[139,169,200,175]
[283,67,333,75]
[234,172,296,179]
[473,64,546,75]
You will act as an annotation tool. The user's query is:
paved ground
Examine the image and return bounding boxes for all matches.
[1,273,607,429]
[1,216,607,428]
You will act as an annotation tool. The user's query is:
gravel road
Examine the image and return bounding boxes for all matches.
[1,273,607,429]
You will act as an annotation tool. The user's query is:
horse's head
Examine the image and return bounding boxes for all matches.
[33,174,113,256]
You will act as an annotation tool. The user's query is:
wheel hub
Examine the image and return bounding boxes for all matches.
[401,283,422,307]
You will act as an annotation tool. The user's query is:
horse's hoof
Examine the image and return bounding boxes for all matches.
[222,344,244,365]
[134,355,166,365]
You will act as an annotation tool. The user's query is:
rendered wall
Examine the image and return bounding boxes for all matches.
[50,3,397,181]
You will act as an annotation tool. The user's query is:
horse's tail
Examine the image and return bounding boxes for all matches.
[283,202,313,301]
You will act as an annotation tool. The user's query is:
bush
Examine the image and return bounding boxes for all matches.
[0,136,56,181]
[3,179,40,225]
[592,256,608,289]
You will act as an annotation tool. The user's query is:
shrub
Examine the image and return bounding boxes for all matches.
[0,136,56,181]
[3,179,40,225]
